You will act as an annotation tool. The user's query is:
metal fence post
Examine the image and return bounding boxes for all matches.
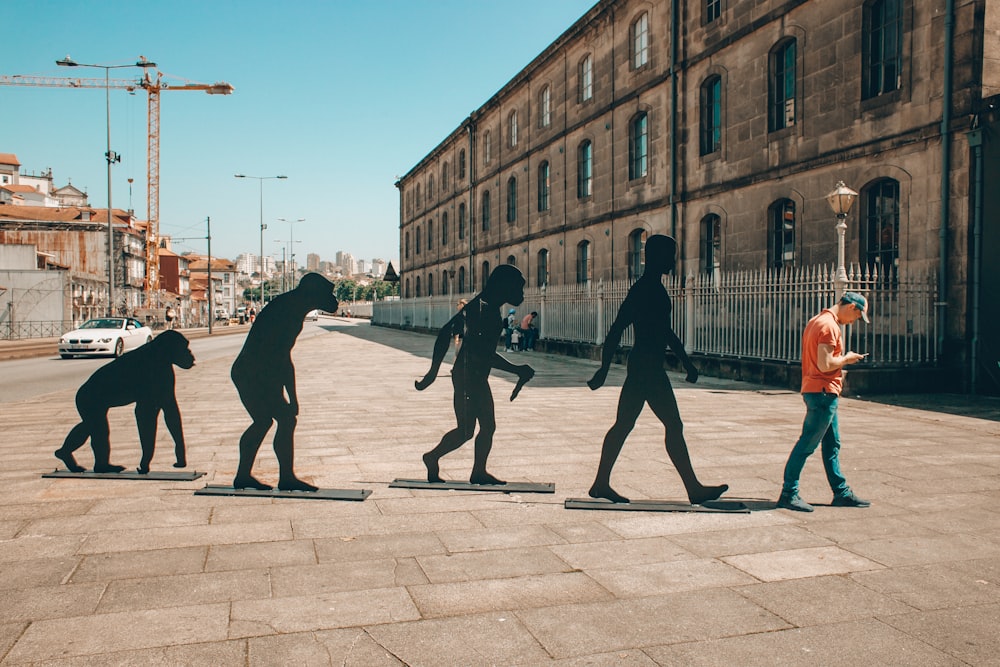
[685,272,695,352]
[596,279,605,345]
[539,284,546,341]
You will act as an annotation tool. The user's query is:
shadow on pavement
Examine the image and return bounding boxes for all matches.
[856,393,1000,423]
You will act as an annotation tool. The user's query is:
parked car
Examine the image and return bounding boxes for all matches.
[305,309,320,321]
[58,317,153,359]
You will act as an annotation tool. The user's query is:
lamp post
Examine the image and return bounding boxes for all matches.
[57,55,157,316]
[235,174,287,307]
[825,180,859,298]
[278,218,305,289]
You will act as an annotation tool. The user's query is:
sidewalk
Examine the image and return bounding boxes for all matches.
[1,319,998,665]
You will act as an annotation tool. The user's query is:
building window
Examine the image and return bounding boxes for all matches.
[481,261,490,290]
[428,176,435,201]
[537,249,549,287]
[427,219,433,251]
[706,0,722,23]
[484,130,492,164]
[506,254,517,266]
[415,275,421,297]
[578,140,593,198]
[416,184,422,209]
[863,0,903,100]
[415,226,421,255]
[539,85,551,128]
[442,163,449,191]
[509,110,518,147]
[580,54,593,102]
[405,278,410,299]
[537,161,550,212]
[632,12,649,69]
[576,241,592,284]
[441,212,449,246]
[405,231,410,259]
[700,76,722,156]
[768,199,796,268]
[506,176,517,223]
[442,270,450,295]
[629,113,648,180]
[862,178,900,283]
[427,273,434,297]
[458,266,466,293]
[769,39,796,132]
[627,229,647,280]
[459,149,466,180]
[458,203,466,240]
[700,214,721,275]
[481,189,491,231]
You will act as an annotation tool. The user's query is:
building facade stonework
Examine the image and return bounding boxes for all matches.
[397,0,999,390]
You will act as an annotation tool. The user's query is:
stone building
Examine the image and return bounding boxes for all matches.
[396,0,999,392]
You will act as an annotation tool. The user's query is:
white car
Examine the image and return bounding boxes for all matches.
[305,309,320,321]
[59,317,154,359]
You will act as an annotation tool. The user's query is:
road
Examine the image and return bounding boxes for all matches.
[0,320,333,405]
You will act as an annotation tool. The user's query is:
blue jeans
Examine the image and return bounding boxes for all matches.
[781,392,848,496]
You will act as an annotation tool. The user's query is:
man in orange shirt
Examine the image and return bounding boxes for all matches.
[778,292,870,512]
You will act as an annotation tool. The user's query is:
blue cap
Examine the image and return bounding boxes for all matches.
[841,292,870,323]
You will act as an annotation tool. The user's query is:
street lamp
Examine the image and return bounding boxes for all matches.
[235,174,287,306]
[278,218,305,288]
[57,54,157,316]
[826,180,858,298]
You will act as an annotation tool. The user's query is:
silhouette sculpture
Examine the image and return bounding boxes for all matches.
[415,264,534,485]
[231,272,339,491]
[587,234,728,504]
[55,330,196,474]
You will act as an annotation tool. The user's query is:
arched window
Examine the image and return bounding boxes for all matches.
[415,226,421,255]
[579,54,593,102]
[481,261,490,290]
[428,175,435,201]
[700,76,722,155]
[483,130,492,164]
[701,214,722,275]
[459,149,466,180]
[506,254,517,266]
[629,113,648,180]
[427,219,433,251]
[862,0,903,100]
[458,203,466,240]
[769,39,797,132]
[405,231,410,259]
[442,163,450,191]
[632,12,649,69]
[507,176,517,224]
[539,85,551,128]
[627,229,647,280]
[537,161,550,212]
[442,269,450,295]
[536,249,549,287]
[416,184,422,209]
[441,212,449,246]
[509,110,518,147]
[458,266,466,294]
[481,189,491,230]
[405,278,410,299]
[427,273,434,297]
[415,275,421,297]
[578,140,593,198]
[576,241,592,284]
[862,178,900,283]
[768,199,796,269]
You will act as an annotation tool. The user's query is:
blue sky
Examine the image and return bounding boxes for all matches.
[2,0,596,267]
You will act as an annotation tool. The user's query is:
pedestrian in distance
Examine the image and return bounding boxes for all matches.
[777,291,871,512]
[586,234,728,505]
[504,308,518,351]
[520,311,538,351]
[415,265,534,486]
[230,273,339,491]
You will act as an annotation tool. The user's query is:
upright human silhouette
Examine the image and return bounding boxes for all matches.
[415,265,534,485]
[55,330,195,474]
[587,235,728,504]
[231,272,339,491]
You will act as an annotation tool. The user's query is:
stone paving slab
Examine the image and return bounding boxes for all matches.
[1,319,999,664]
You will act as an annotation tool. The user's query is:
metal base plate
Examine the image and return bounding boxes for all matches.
[390,478,555,494]
[564,498,749,513]
[194,485,371,501]
[43,470,206,481]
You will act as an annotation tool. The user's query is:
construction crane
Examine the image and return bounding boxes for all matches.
[0,69,234,305]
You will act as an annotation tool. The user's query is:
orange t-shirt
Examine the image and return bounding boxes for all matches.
[801,309,843,395]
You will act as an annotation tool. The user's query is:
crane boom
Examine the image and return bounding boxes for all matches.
[0,71,233,304]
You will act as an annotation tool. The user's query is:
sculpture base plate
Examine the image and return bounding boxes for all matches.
[194,485,371,501]
[390,478,555,494]
[565,498,749,513]
[43,469,205,481]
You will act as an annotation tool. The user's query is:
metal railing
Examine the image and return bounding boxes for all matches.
[373,264,937,366]
[1,320,74,340]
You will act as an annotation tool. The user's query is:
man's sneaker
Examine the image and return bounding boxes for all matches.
[832,490,871,507]
[777,492,814,512]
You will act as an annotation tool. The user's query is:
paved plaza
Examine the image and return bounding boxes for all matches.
[2,318,999,665]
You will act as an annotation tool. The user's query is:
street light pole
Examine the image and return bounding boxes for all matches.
[277,218,305,289]
[235,174,287,307]
[57,55,156,316]
[825,180,859,298]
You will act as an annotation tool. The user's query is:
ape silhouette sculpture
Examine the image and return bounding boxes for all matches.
[54,330,195,474]
[231,272,339,491]
[415,265,534,485]
[587,234,728,504]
